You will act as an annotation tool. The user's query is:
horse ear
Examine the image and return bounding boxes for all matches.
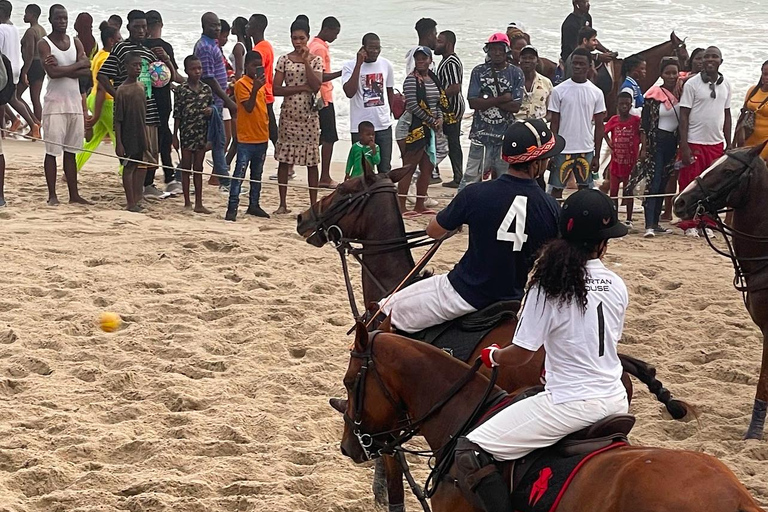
[748,140,768,158]
[353,321,369,351]
[378,314,392,332]
[386,166,412,184]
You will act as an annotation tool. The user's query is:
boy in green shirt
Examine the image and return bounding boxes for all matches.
[345,121,381,179]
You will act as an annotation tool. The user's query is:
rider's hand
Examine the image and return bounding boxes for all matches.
[481,344,501,368]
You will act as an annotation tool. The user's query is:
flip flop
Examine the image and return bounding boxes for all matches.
[416,209,437,216]
[318,182,338,189]
[402,210,421,219]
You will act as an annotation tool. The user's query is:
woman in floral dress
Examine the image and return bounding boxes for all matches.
[273,20,323,214]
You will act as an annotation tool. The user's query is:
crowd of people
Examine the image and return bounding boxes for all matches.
[0,0,764,236]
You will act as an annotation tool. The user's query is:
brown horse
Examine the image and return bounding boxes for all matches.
[538,32,688,118]
[674,143,768,440]
[298,169,689,510]
[338,325,763,512]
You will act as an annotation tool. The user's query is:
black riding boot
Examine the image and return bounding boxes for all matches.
[455,437,513,512]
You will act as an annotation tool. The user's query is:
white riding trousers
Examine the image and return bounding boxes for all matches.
[379,273,477,333]
[467,390,629,461]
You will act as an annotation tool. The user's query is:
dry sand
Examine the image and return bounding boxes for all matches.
[0,137,766,511]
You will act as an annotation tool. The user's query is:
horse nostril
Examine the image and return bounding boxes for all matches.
[297,214,303,223]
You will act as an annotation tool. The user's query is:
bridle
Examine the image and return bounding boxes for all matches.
[304,177,437,320]
[692,151,768,298]
[344,333,503,503]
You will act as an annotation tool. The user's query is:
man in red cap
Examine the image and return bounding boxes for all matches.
[459,33,524,191]
[379,118,562,333]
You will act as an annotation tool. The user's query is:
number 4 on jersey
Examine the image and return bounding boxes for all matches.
[496,196,529,251]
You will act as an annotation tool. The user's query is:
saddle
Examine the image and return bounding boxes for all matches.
[405,300,521,362]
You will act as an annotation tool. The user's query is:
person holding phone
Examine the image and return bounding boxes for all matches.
[226,50,270,221]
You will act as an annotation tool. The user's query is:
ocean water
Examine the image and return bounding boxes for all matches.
[13,0,764,135]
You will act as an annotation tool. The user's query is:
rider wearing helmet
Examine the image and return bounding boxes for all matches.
[379,118,562,333]
[455,189,630,512]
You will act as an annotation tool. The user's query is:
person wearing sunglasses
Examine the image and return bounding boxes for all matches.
[677,46,732,237]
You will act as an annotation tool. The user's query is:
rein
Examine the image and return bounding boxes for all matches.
[693,152,768,300]
[306,177,441,320]
[344,333,503,510]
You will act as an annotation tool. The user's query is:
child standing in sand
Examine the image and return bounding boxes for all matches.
[604,89,641,227]
[344,121,380,180]
[114,52,148,212]
[173,55,214,214]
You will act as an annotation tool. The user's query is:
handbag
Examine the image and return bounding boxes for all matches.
[310,93,324,112]
[391,88,406,119]
[736,95,768,141]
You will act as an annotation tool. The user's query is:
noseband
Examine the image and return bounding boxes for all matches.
[693,152,754,217]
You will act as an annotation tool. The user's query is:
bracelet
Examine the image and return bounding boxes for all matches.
[489,347,499,367]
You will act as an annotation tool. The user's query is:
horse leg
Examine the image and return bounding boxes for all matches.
[373,456,406,512]
[745,328,768,440]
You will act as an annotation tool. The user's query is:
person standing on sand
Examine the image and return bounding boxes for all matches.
[114,52,147,212]
[342,33,395,174]
[98,10,171,201]
[308,16,342,189]
[516,45,552,122]
[460,33,523,192]
[435,30,465,189]
[0,0,40,138]
[547,48,606,199]
[145,10,183,194]
[38,4,92,206]
[194,12,236,192]
[77,21,120,173]
[272,19,323,215]
[677,46,731,238]
[173,55,214,215]
[734,60,768,160]
[247,15,277,150]
[19,3,46,122]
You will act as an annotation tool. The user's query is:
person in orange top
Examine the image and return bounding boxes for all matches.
[308,16,342,188]
[225,50,270,221]
[247,14,277,148]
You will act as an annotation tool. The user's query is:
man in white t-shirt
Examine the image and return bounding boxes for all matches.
[0,0,39,136]
[342,32,394,173]
[677,46,732,236]
[547,47,606,199]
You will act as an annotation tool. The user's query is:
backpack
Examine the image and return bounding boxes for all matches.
[0,55,14,106]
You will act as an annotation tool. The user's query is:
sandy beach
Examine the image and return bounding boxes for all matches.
[0,136,766,511]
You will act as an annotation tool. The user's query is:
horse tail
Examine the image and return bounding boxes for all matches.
[619,354,695,420]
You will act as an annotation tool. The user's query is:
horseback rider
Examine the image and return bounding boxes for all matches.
[378,118,562,333]
[455,189,630,512]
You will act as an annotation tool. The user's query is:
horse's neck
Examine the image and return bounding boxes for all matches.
[379,341,494,450]
[360,213,416,305]
[361,250,415,305]
[733,166,768,261]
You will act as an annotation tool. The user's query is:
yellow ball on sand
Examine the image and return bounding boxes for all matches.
[99,312,122,332]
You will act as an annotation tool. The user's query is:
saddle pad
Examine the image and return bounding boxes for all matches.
[407,301,520,362]
[511,442,626,512]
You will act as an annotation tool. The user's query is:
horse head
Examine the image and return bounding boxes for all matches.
[296,166,403,248]
[674,143,768,220]
[670,31,689,65]
[337,323,405,463]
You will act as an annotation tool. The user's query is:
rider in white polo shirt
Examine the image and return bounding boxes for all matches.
[455,188,629,512]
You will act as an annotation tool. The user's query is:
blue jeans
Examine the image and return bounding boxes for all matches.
[227,142,267,212]
[644,130,678,228]
[459,140,507,191]
[209,105,231,187]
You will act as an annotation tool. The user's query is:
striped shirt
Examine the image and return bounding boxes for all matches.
[437,53,465,120]
[403,74,443,126]
[98,39,160,125]
[194,34,228,108]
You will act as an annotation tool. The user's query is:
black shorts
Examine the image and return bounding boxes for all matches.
[318,102,338,144]
[28,59,45,83]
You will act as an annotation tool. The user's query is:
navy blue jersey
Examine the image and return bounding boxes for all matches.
[436,175,560,309]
